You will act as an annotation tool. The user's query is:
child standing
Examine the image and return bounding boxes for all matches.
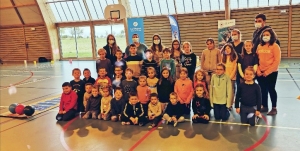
[181,42,196,81]
[99,87,112,120]
[160,48,176,80]
[163,92,185,127]
[141,49,159,77]
[56,82,78,121]
[210,63,232,121]
[121,92,146,126]
[238,40,258,83]
[96,48,113,79]
[137,76,151,113]
[235,67,262,126]
[157,67,174,110]
[120,68,138,101]
[147,67,159,94]
[95,68,111,96]
[83,83,93,111]
[70,68,85,113]
[83,86,101,119]
[82,68,96,84]
[193,69,209,97]
[192,84,211,124]
[201,38,222,85]
[113,49,127,75]
[112,66,125,90]
[126,44,143,81]
[149,34,165,65]
[170,40,182,80]
[174,68,194,115]
[111,87,126,122]
[148,93,162,127]
[221,44,238,109]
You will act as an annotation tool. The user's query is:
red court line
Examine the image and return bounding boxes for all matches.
[129,121,163,151]
[0,71,33,90]
[60,116,79,151]
[244,115,270,151]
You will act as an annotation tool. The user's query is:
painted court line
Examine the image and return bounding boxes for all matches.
[60,116,79,151]
[209,121,300,130]
[0,71,33,89]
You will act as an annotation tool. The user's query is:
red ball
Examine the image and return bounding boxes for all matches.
[15,104,25,115]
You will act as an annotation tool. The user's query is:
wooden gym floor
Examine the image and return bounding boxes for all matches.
[0,59,300,151]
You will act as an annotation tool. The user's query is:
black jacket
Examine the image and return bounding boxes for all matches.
[165,103,183,119]
[192,97,211,116]
[111,98,126,115]
[103,44,120,65]
[122,102,144,118]
[252,26,280,52]
[157,78,174,103]
[86,95,101,112]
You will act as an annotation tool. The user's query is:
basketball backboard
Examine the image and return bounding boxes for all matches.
[104,4,126,20]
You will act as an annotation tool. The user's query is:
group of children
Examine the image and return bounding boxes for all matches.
[56,37,262,127]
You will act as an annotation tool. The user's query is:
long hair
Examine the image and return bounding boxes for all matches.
[106,34,118,55]
[193,69,206,83]
[221,43,238,63]
[194,84,208,99]
[241,40,254,59]
[260,28,277,46]
[150,34,163,52]
[170,39,182,58]
[159,67,174,85]
[182,41,192,53]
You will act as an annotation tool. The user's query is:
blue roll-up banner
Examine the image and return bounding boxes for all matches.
[168,15,180,42]
[127,18,145,44]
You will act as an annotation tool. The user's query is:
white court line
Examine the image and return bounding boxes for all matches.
[209,121,300,130]
[0,75,62,77]
[0,76,58,90]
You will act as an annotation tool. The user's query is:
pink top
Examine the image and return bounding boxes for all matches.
[59,90,78,112]
[137,85,151,104]
[174,78,194,104]
[256,43,281,76]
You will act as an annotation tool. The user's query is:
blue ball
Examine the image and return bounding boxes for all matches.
[9,103,18,114]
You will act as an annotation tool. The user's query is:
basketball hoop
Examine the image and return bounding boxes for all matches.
[107,18,119,25]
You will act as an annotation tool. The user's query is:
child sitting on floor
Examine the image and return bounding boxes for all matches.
[83,83,93,111]
[111,87,126,122]
[83,86,101,119]
[121,92,146,126]
[163,92,185,127]
[99,87,112,120]
[192,84,211,124]
[56,82,78,121]
[148,93,162,127]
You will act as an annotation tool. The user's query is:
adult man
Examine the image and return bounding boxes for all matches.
[125,34,148,59]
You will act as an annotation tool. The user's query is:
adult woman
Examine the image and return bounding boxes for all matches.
[256,28,281,115]
[149,34,165,64]
[124,33,148,59]
[103,34,119,65]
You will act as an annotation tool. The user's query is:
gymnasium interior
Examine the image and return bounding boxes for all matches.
[0,0,300,151]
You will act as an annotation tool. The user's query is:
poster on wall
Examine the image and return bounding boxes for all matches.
[127,18,145,44]
[218,19,235,49]
[168,15,181,42]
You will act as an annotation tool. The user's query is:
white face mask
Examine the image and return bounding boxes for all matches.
[154,40,160,45]
[132,38,139,43]
[108,40,114,44]
[232,35,239,41]
[255,23,262,28]
[262,36,270,42]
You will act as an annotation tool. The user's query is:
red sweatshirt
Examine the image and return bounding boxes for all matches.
[174,78,194,104]
[59,90,78,112]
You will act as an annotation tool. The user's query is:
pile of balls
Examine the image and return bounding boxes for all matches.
[8,103,35,116]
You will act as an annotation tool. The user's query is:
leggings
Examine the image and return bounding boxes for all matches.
[257,71,278,108]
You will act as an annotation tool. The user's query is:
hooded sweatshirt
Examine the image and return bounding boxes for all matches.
[59,90,78,112]
[86,94,101,112]
[209,74,232,108]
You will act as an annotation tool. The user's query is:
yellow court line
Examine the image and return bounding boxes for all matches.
[209,121,300,130]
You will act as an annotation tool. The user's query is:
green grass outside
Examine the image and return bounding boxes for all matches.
[61,37,127,58]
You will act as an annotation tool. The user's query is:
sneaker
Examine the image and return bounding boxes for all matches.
[267,108,277,115]
[173,122,178,127]
[139,122,144,126]
[121,122,126,125]
[260,107,269,113]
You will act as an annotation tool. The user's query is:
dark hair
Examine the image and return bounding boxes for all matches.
[106,34,118,55]
[206,38,215,44]
[150,34,163,52]
[159,67,173,85]
[125,68,133,74]
[162,48,171,53]
[115,49,122,53]
[83,68,90,73]
[150,93,158,98]
[255,13,266,21]
[85,83,93,87]
[130,43,136,48]
[114,86,122,93]
[170,39,182,58]
[129,92,137,97]
[72,68,80,74]
[260,28,278,46]
[62,82,71,87]
[114,66,122,70]
[132,33,139,37]
[194,84,208,99]
[217,63,226,70]
[144,49,153,54]
[221,43,238,63]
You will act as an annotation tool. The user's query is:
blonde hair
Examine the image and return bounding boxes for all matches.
[182,41,192,50]
[139,75,147,81]
[194,69,206,82]
[170,92,177,98]
[180,67,188,75]
[97,48,106,55]
[147,67,156,76]
[231,29,242,41]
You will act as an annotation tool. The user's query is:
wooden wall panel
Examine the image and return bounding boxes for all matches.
[231,6,289,57]
[291,5,300,57]
[0,26,52,62]
[143,16,172,48]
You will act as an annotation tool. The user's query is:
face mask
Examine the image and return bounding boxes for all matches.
[262,36,270,42]
[154,40,160,45]
[132,38,139,43]
[108,40,114,44]
[255,23,262,28]
[232,35,238,41]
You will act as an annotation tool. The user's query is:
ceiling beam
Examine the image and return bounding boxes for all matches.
[10,0,25,25]
[0,23,45,29]
[82,0,93,21]
[0,3,37,9]
[55,19,123,27]
[224,0,230,19]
